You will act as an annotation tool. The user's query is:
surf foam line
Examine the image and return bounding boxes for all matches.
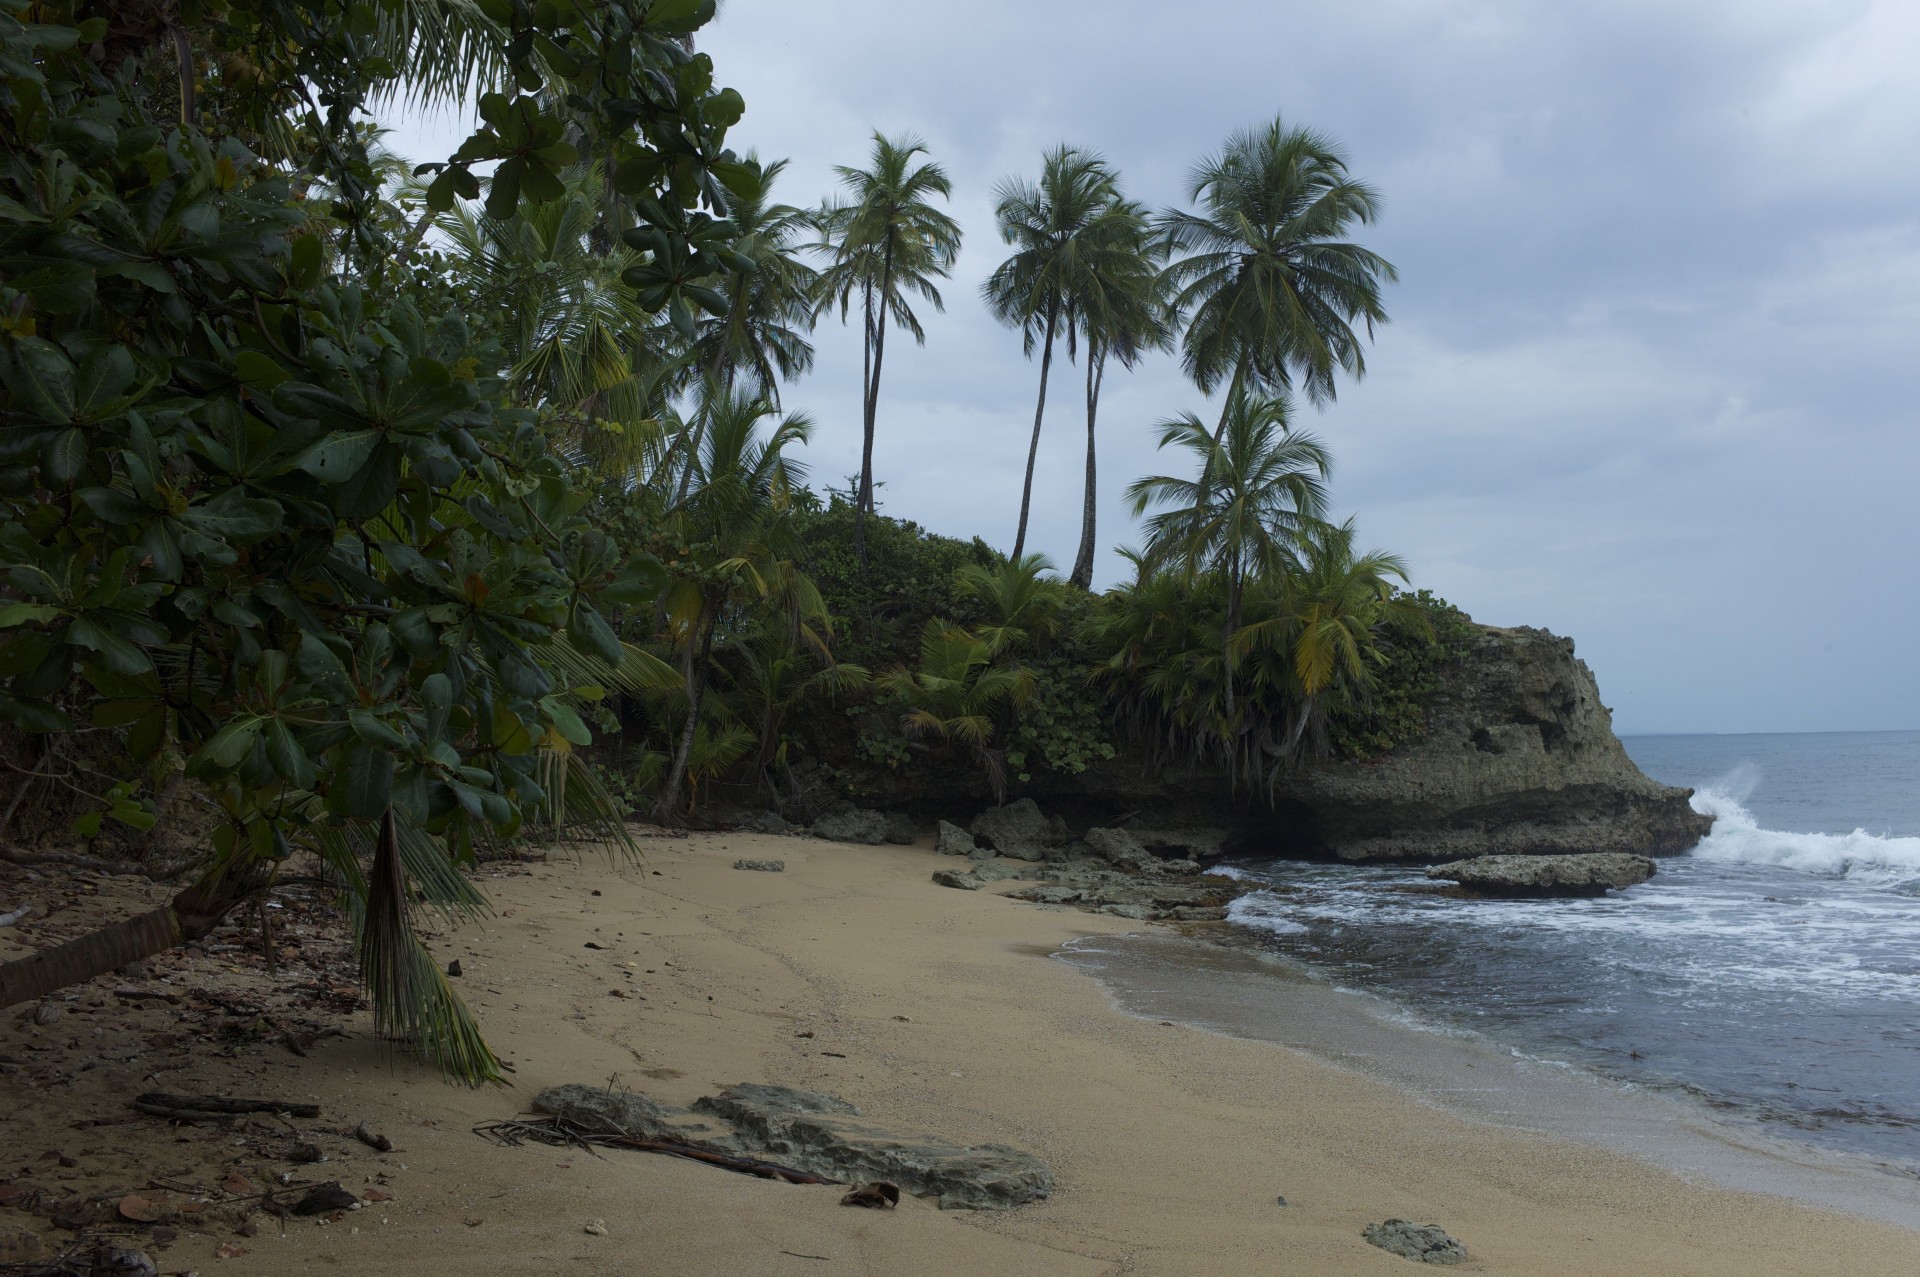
[1688,786,1920,881]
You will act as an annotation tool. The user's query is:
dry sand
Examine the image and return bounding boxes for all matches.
[4,830,1918,1275]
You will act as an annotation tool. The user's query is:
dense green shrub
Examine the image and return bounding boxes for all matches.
[1325,590,1476,759]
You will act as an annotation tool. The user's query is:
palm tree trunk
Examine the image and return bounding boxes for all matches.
[1070,346,1105,588]
[652,612,717,823]
[0,855,272,1010]
[856,246,895,568]
[1011,303,1060,562]
[1224,556,1243,720]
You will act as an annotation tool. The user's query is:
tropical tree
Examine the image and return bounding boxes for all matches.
[981,145,1123,562]
[954,553,1068,657]
[1160,118,1397,430]
[875,622,1034,802]
[649,390,826,819]
[1067,196,1173,588]
[814,134,963,564]
[690,155,820,402]
[1127,393,1332,715]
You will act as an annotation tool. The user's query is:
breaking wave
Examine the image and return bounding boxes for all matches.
[1688,782,1920,883]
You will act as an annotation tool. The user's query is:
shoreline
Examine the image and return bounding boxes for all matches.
[4,830,1918,1274]
[1059,928,1920,1231]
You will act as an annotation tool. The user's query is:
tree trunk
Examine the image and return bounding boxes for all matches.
[856,245,895,568]
[1069,346,1106,588]
[1011,303,1059,563]
[652,612,717,822]
[0,854,271,1010]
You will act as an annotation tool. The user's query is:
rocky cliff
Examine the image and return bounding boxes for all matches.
[1264,624,1713,862]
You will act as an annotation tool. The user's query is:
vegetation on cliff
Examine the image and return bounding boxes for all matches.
[0,0,1469,1078]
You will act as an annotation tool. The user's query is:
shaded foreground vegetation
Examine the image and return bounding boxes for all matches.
[0,0,1467,1080]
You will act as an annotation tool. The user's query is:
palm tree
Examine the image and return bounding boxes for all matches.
[875,622,1035,802]
[1160,117,1397,430]
[1127,392,1332,716]
[954,553,1068,656]
[1067,196,1173,588]
[981,145,1123,562]
[650,389,825,820]
[691,154,820,402]
[814,133,963,564]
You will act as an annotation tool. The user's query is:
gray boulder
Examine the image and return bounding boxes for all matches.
[812,805,888,845]
[931,869,981,891]
[882,811,917,845]
[1083,827,1153,871]
[1362,1219,1468,1265]
[934,820,979,856]
[535,1083,1052,1210]
[1427,852,1656,897]
[971,799,1052,861]
[733,859,784,873]
[742,811,789,835]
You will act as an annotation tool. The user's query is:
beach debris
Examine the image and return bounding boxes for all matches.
[934,821,979,857]
[1426,852,1656,897]
[882,812,916,845]
[446,958,463,977]
[583,1219,608,1236]
[291,1183,359,1216]
[354,1122,394,1152]
[732,859,785,873]
[1362,1219,1468,1265]
[116,1194,169,1224]
[475,1116,838,1186]
[0,902,32,927]
[930,869,981,891]
[283,1142,327,1164]
[216,1242,249,1259]
[525,1082,1055,1210]
[131,1093,321,1121]
[840,1181,900,1209]
[30,1000,61,1026]
[1274,1195,1289,1206]
[91,1245,159,1276]
[811,804,889,845]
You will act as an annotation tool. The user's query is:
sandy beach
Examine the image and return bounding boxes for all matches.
[4,830,1918,1275]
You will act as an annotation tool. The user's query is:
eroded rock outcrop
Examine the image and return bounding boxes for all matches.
[1427,852,1655,896]
[1277,626,1710,862]
[533,1083,1052,1210]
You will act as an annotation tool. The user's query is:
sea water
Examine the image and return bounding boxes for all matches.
[1178,731,1920,1173]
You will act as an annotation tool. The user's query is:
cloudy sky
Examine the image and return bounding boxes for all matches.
[400,0,1920,735]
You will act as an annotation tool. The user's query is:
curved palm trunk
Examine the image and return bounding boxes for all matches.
[1069,346,1106,588]
[1011,302,1060,562]
[856,245,896,567]
[0,855,272,1010]
[652,611,718,823]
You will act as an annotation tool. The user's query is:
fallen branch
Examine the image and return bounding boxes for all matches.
[473,1117,839,1186]
[132,1093,320,1121]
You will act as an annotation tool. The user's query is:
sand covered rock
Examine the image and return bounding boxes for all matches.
[1427,852,1656,896]
[931,869,981,890]
[534,1083,1053,1210]
[882,812,917,845]
[1363,1218,1468,1264]
[1082,827,1153,870]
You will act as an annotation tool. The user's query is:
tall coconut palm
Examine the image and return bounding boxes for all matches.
[1067,196,1173,588]
[691,154,820,402]
[814,134,963,564]
[1127,392,1332,716]
[1160,117,1397,430]
[982,145,1123,562]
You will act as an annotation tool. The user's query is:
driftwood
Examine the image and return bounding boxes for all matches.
[132,1093,320,1121]
[473,1117,840,1186]
[353,1122,394,1152]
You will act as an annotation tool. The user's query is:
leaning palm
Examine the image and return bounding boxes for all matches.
[1127,392,1331,716]
[1160,117,1396,426]
[813,134,963,563]
[982,145,1123,561]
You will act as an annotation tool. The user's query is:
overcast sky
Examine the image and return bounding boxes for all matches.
[393,0,1919,734]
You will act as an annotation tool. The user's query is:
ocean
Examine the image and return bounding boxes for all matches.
[1065,730,1920,1183]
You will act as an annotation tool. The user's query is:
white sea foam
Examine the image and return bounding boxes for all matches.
[1688,785,1920,882]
